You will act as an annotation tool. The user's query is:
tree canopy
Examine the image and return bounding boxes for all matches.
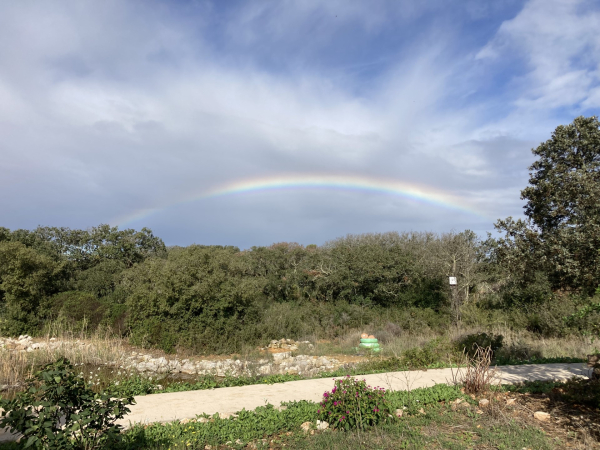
[495,116,600,293]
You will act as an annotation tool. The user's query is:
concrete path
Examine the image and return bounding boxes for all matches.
[121,363,590,426]
[0,363,592,443]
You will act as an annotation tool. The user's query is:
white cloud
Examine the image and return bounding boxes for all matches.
[478,0,600,112]
[1,0,596,246]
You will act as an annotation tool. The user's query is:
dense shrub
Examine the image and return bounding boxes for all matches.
[0,241,65,335]
[456,333,504,358]
[399,338,459,368]
[48,291,108,331]
[317,376,395,430]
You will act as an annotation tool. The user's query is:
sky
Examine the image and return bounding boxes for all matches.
[1,0,599,248]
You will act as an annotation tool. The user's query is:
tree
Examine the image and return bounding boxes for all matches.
[495,116,600,293]
[418,230,482,323]
[0,242,66,335]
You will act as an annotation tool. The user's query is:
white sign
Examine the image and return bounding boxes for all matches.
[449,277,457,285]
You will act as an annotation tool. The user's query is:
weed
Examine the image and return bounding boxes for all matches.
[456,345,497,395]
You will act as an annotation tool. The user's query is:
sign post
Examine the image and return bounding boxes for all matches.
[449,276,459,324]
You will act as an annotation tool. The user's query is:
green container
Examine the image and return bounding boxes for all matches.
[359,344,381,353]
[360,338,379,343]
[359,342,380,349]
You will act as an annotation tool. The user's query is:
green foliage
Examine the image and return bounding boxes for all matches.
[0,242,65,335]
[400,338,458,369]
[456,333,503,358]
[385,384,463,413]
[123,245,265,353]
[495,116,600,293]
[47,291,108,331]
[122,401,318,449]
[75,260,126,299]
[0,358,133,450]
[565,287,600,337]
[317,376,395,430]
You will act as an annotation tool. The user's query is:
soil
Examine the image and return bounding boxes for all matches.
[476,389,600,448]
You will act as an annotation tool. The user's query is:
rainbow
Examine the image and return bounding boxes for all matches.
[112,174,487,226]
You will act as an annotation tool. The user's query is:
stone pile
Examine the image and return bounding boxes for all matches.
[121,352,338,377]
[264,338,314,351]
[261,339,314,351]
[0,335,92,352]
[1,335,346,378]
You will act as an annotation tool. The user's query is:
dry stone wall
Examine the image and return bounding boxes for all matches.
[1,336,345,378]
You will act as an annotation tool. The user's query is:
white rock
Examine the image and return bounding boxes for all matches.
[316,420,329,430]
[534,411,550,421]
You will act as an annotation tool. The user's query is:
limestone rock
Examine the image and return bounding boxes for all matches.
[534,411,550,421]
[300,421,312,433]
[316,420,329,430]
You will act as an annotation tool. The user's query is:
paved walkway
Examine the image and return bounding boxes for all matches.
[121,363,590,426]
[0,363,591,442]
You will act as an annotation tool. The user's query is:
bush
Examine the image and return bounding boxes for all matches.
[317,376,395,430]
[400,338,458,369]
[456,333,503,358]
[48,291,108,331]
[0,358,134,450]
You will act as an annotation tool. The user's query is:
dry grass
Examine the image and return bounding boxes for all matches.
[317,325,598,360]
[456,345,497,395]
[0,328,128,391]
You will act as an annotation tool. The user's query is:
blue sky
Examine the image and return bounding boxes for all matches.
[1,0,599,248]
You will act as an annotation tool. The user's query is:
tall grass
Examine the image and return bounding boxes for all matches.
[0,325,127,393]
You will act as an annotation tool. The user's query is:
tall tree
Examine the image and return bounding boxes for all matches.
[495,116,600,293]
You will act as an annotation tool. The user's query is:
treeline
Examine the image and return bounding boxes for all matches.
[0,225,596,353]
[1,116,599,353]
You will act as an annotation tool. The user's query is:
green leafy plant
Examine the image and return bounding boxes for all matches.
[317,376,395,430]
[0,357,134,450]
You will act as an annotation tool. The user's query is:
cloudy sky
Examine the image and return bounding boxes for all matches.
[1,0,599,248]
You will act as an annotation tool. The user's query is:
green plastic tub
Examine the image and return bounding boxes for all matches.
[359,342,380,348]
